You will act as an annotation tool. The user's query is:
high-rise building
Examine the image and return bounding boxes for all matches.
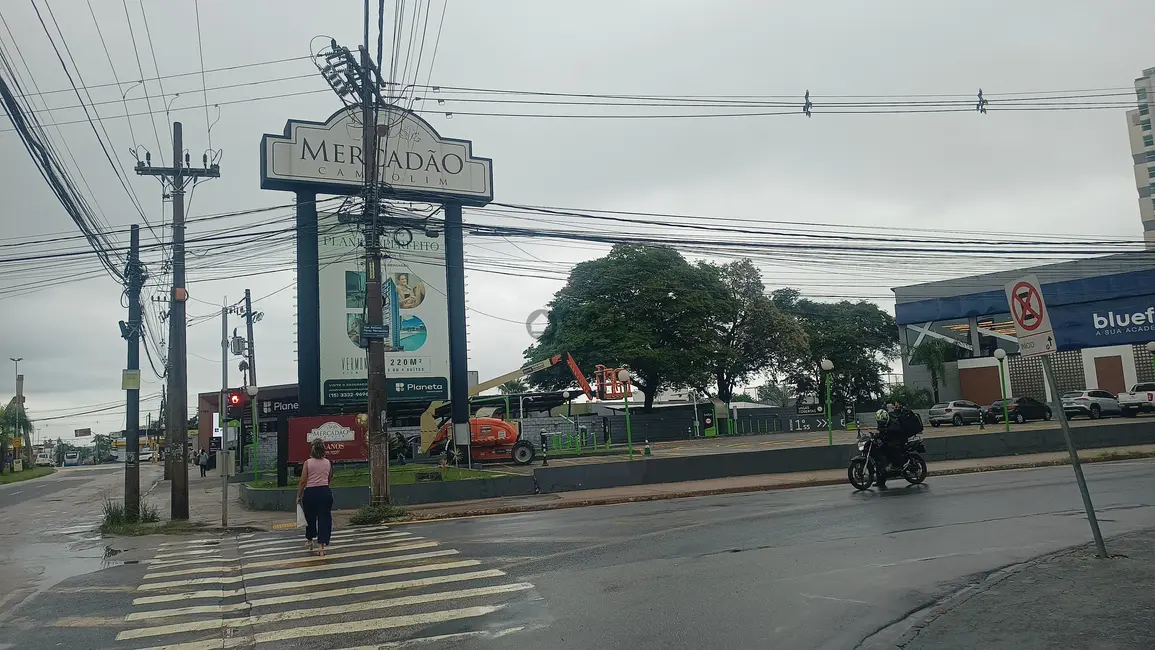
[1127,67,1155,248]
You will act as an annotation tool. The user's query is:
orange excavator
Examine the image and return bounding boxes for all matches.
[423,353,631,465]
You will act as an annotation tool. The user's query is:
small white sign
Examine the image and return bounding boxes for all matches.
[1004,274,1056,357]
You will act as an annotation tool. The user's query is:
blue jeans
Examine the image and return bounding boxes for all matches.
[301,486,333,545]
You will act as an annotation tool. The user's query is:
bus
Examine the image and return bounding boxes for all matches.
[62,451,80,467]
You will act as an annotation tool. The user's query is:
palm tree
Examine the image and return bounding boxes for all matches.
[0,401,34,470]
[909,338,955,404]
[499,379,529,395]
[755,382,794,407]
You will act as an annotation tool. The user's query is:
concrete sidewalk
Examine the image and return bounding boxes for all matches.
[400,443,1155,521]
[888,527,1155,649]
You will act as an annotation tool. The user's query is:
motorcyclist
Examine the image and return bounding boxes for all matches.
[874,402,918,487]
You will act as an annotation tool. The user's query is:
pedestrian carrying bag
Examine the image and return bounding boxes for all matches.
[296,504,307,529]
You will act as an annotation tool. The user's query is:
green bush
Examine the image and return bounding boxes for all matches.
[102,499,127,527]
[884,384,935,409]
[349,503,407,526]
[139,501,160,523]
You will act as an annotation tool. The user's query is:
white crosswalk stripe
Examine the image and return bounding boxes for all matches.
[114,524,540,648]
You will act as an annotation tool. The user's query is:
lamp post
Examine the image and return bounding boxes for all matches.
[618,368,634,460]
[820,358,834,446]
[994,349,1011,433]
[562,390,573,450]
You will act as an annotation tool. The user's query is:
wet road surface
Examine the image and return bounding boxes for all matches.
[1,459,1152,649]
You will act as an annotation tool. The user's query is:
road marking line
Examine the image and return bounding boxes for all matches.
[151,548,221,560]
[340,626,528,649]
[117,583,533,640]
[11,490,21,495]
[800,593,869,605]
[132,559,481,604]
[238,525,396,549]
[245,535,422,559]
[140,549,459,589]
[145,539,433,578]
[51,616,124,627]
[147,556,236,568]
[125,569,507,621]
[242,530,411,554]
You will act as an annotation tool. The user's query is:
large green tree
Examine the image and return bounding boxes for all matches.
[524,245,724,411]
[0,401,34,469]
[771,289,899,411]
[499,379,528,395]
[756,381,794,407]
[693,260,806,403]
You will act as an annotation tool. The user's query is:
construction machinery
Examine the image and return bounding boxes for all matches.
[420,353,632,465]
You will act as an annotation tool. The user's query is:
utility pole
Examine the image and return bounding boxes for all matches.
[122,225,144,520]
[361,45,389,504]
[135,121,220,520]
[243,289,259,477]
[220,297,229,527]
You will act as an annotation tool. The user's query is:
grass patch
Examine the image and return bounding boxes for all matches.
[101,519,208,537]
[349,503,408,526]
[247,464,503,490]
[0,466,55,484]
[100,499,169,535]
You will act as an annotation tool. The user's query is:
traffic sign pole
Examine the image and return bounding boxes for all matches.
[1005,274,1107,558]
[1040,355,1108,558]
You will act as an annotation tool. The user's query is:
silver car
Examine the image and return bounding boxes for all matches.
[928,400,984,427]
[1061,390,1122,419]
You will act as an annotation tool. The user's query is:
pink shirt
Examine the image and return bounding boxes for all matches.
[303,457,332,488]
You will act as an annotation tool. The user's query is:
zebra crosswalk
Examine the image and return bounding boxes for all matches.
[111,525,539,648]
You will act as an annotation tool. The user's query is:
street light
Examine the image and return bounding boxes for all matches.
[820,358,834,446]
[617,368,634,460]
[994,348,1010,433]
[562,390,573,450]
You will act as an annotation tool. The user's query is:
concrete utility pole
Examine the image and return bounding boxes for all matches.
[243,289,260,475]
[9,357,26,465]
[361,45,390,504]
[122,225,144,520]
[220,297,229,527]
[135,122,220,520]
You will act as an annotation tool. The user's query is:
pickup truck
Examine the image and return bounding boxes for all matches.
[1118,382,1155,416]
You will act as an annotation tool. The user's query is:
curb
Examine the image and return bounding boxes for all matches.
[395,451,1155,523]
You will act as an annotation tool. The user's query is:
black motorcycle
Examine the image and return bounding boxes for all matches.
[847,430,928,490]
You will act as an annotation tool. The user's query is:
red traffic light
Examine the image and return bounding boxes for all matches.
[228,393,242,406]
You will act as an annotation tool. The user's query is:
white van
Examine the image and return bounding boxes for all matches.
[34,453,54,467]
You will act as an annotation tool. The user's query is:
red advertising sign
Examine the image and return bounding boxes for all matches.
[288,415,368,463]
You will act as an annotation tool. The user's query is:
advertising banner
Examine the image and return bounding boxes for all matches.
[1052,294,1155,351]
[318,212,451,406]
[288,415,368,463]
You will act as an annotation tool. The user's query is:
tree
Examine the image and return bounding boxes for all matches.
[771,289,899,412]
[0,401,34,468]
[908,338,956,404]
[730,393,756,403]
[756,382,794,407]
[93,434,113,463]
[884,384,934,410]
[499,380,528,395]
[524,245,723,411]
[693,260,806,404]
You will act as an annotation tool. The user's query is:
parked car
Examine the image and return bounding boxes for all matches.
[984,397,1052,424]
[34,453,55,467]
[928,400,984,427]
[1061,390,1122,419]
[138,449,154,462]
[1118,382,1155,416]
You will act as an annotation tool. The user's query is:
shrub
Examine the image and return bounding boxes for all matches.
[349,503,407,526]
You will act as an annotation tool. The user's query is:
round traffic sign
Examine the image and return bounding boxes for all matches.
[1010,281,1045,332]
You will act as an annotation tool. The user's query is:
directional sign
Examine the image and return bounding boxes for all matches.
[1004,274,1056,357]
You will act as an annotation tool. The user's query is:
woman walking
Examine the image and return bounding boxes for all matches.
[198,449,209,477]
[296,440,334,556]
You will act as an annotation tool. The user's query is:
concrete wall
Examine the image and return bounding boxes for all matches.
[241,474,538,512]
[902,359,963,403]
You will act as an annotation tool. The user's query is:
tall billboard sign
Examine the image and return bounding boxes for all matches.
[318,212,450,405]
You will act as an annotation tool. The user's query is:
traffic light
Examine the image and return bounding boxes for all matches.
[225,391,244,421]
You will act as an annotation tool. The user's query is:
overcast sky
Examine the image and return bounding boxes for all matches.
[2,0,1153,441]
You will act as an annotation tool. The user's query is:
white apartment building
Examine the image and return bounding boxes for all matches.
[1127,67,1155,248]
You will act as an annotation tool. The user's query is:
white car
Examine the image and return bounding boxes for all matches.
[138,449,154,462]
[34,453,55,467]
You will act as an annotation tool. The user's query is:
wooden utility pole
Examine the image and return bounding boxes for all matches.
[361,46,389,504]
[122,225,144,520]
[135,122,220,519]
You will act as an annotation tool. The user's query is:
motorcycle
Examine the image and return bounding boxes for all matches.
[847,430,929,490]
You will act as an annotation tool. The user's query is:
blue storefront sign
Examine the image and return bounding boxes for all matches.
[1051,295,1155,350]
[897,266,1155,352]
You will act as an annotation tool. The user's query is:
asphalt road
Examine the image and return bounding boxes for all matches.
[2,460,1152,649]
[0,463,164,623]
